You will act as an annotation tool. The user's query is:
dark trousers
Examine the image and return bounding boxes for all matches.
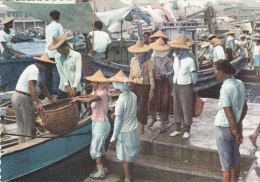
[226,48,233,62]
[57,90,81,112]
[44,58,55,94]
[130,83,150,125]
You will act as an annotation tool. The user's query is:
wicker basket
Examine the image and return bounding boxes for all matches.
[39,98,79,135]
[4,104,16,122]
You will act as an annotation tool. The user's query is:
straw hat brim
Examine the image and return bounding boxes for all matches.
[84,76,110,83]
[201,42,210,48]
[149,43,170,51]
[207,34,216,40]
[227,31,235,35]
[169,43,190,50]
[48,34,68,50]
[128,44,151,53]
[33,57,56,64]
[1,17,14,25]
[150,34,169,41]
[109,77,133,83]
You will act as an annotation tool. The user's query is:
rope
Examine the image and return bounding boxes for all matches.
[1,131,92,139]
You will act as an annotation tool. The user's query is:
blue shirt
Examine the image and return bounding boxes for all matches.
[15,64,41,94]
[215,77,246,127]
[45,21,64,58]
[212,45,225,62]
[56,49,82,92]
[0,29,15,53]
[173,57,197,85]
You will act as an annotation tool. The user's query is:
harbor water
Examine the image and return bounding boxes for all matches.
[12,42,260,104]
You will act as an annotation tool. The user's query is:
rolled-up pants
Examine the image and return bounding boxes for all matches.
[11,91,37,143]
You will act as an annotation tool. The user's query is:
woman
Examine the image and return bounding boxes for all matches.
[169,35,198,139]
[148,38,173,133]
[213,60,248,182]
[128,40,155,135]
[72,70,110,180]
[109,70,140,182]
[253,37,260,78]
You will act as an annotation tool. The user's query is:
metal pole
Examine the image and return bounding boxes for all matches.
[92,0,96,49]
[133,0,142,40]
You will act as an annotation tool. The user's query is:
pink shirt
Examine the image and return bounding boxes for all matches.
[91,90,109,122]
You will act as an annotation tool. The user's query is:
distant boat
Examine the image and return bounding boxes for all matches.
[15,33,33,42]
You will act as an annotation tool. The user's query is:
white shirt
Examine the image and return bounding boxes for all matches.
[45,21,64,58]
[114,91,139,132]
[225,35,235,51]
[15,64,41,94]
[55,49,82,92]
[212,45,225,62]
[89,30,111,53]
[0,29,15,53]
[173,57,197,85]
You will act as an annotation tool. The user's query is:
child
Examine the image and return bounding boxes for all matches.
[109,70,140,182]
[72,70,110,180]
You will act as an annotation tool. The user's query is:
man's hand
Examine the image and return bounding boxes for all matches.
[13,52,20,58]
[50,97,58,103]
[149,89,155,102]
[89,49,95,56]
[110,139,117,145]
[37,102,44,111]
[111,113,115,120]
[71,87,77,97]
[236,133,243,144]
[66,85,72,97]
[70,97,79,104]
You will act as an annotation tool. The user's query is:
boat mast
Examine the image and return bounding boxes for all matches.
[133,0,143,40]
[92,0,96,49]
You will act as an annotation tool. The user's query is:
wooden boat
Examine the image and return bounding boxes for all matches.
[1,116,92,182]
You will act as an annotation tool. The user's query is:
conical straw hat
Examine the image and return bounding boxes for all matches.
[128,40,151,53]
[149,30,169,40]
[255,33,260,37]
[169,35,194,50]
[33,53,56,64]
[239,35,245,38]
[201,42,210,48]
[48,34,68,50]
[210,38,222,47]
[253,27,260,31]
[1,16,15,25]
[235,23,240,27]
[149,38,170,51]
[109,70,133,83]
[208,34,216,40]
[227,30,235,35]
[253,37,260,41]
[84,70,109,82]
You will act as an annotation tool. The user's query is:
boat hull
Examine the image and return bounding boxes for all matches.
[1,121,92,182]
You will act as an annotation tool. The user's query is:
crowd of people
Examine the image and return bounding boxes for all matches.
[3,10,259,182]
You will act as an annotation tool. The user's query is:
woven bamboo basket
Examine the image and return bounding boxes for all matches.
[39,98,79,135]
[4,104,16,122]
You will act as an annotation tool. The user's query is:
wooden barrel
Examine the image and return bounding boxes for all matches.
[39,98,79,135]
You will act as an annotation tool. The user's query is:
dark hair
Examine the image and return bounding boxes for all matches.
[214,59,236,75]
[143,32,151,36]
[50,10,60,20]
[94,21,102,30]
[34,61,51,72]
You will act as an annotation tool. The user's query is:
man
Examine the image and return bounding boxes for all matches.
[239,35,249,65]
[143,32,151,45]
[0,16,20,58]
[85,21,111,60]
[11,53,57,143]
[44,10,64,94]
[211,38,225,62]
[225,30,235,62]
[233,23,243,40]
[48,34,82,102]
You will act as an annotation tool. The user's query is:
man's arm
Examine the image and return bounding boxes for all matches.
[28,80,43,110]
[39,81,56,102]
[85,33,95,56]
[1,42,19,58]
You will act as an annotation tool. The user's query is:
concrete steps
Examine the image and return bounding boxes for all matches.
[105,99,256,181]
[106,150,222,182]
